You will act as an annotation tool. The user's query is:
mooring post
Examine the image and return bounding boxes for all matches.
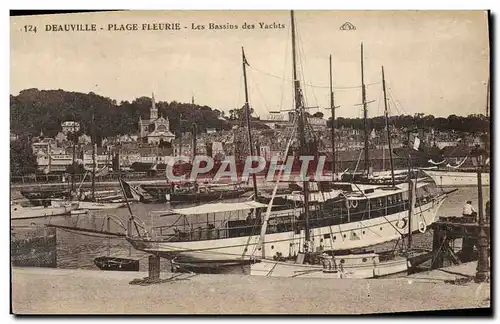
[431,224,444,269]
[475,154,489,282]
[462,237,475,263]
[148,255,160,280]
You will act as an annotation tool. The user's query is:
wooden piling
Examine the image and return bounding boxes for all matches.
[148,255,160,280]
[431,225,445,269]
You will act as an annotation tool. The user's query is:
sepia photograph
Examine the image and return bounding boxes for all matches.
[9,9,491,315]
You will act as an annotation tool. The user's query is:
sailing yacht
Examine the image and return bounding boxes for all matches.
[125,11,451,265]
[70,116,137,210]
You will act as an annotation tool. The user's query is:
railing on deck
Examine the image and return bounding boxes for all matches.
[10,171,157,185]
[146,194,439,243]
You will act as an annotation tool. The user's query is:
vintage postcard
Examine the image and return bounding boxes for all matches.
[10,10,491,315]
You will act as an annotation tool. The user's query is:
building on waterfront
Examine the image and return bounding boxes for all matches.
[61,121,80,134]
[31,138,54,155]
[78,134,92,145]
[138,93,175,144]
[54,132,68,145]
[172,138,192,157]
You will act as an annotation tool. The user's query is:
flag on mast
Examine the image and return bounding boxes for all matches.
[119,178,142,201]
[412,136,421,151]
[243,49,250,66]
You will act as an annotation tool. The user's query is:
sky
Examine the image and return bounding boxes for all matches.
[10,10,490,119]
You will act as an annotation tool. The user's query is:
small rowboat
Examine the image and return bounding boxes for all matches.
[93,256,140,271]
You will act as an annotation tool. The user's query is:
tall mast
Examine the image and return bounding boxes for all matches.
[191,97,197,162]
[361,43,370,174]
[382,66,395,187]
[406,130,413,250]
[329,55,336,178]
[70,115,76,195]
[242,46,259,199]
[291,10,311,247]
[192,122,197,161]
[91,112,96,200]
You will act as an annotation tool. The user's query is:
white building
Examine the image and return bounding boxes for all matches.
[138,93,175,144]
[61,121,80,134]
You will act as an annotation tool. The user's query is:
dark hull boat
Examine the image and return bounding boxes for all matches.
[139,184,250,204]
[171,257,254,274]
[93,256,140,271]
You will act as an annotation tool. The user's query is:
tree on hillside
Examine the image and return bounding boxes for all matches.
[10,89,490,139]
[10,89,231,140]
[10,136,37,176]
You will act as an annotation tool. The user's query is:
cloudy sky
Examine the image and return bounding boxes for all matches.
[10,10,490,119]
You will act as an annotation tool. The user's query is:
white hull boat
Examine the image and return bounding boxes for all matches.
[127,190,447,262]
[11,203,73,220]
[250,253,409,279]
[124,11,453,268]
[70,209,89,215]
[423,170,490,187]
[77,201,128,210]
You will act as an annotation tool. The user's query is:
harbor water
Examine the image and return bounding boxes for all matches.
[10,186,490,272]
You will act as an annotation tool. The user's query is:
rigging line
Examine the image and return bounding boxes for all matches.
[376,84,383,117]
[279,29,290,112]
[387,82,411,116]
[390,90,410,119]
[248,65,381,90]
[386,88,405,117]
[296,28,319,111]
[248,72,271,114]
[59,228,125,239]
[234,68,244,116]
[374,86,385,149]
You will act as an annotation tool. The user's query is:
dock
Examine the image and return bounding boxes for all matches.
[431,216,490,272]
[12,261,490,315]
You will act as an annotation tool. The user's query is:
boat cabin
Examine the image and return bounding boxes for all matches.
[149,180,439,243]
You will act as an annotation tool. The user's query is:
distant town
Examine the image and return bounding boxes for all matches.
[10,89,490,182]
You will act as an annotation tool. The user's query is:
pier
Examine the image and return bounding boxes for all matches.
[430,216,490,281]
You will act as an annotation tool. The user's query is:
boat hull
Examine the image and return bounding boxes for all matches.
[250,255,409,279]
[77,201,127,210]
[11,205,71,220]
[141,188,249,204]
[127,194,446,262]
[93,256,140,271]
[171,258,253,274]
[423,170,490,187]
